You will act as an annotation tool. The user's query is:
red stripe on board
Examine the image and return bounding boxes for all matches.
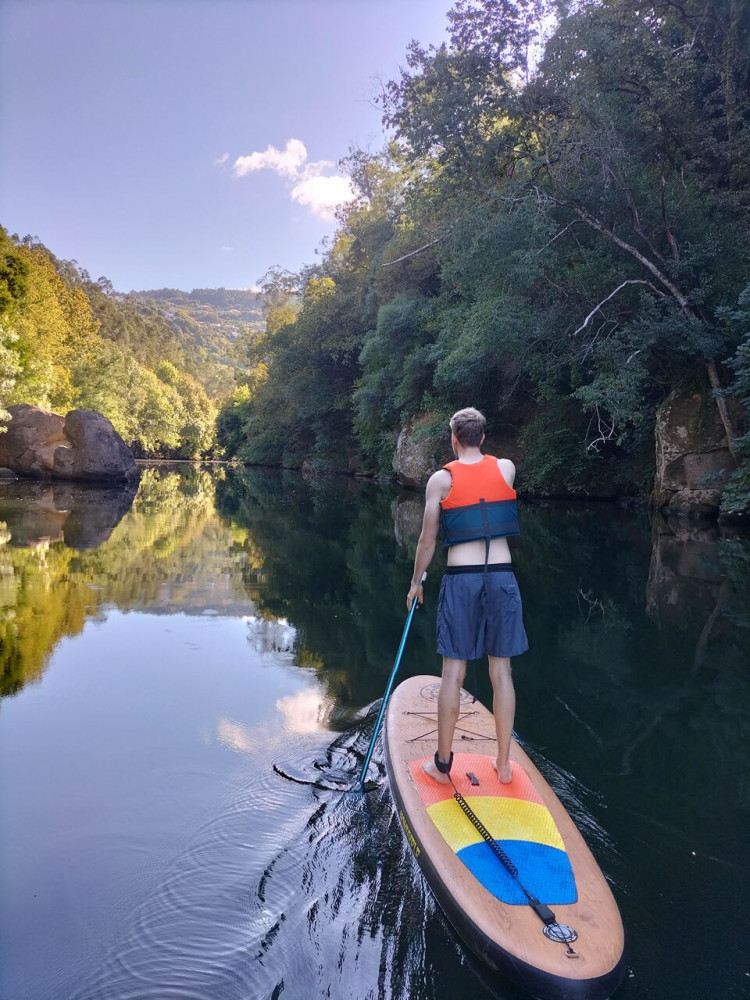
[409,754,545,808]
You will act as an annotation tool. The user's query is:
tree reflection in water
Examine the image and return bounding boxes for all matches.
[1,465,748,1000]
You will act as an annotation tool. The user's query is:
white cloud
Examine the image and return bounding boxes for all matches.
[233,138,307,179]
[291,174,355,220]
[232,138,356,219]
[220,245,233,253]
[214,152,229,165]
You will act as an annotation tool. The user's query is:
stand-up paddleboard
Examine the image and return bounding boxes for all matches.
[384,675,626,999]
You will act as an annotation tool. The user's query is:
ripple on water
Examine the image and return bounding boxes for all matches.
[67,717,618,1000]
[65,720,417,1000]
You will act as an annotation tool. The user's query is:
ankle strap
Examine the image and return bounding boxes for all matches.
[434,751,454,774]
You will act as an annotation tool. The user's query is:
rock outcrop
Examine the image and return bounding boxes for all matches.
[392,496,424,548]
[652,379,734,515]
[393,415,447,487]
[0,405,139,484]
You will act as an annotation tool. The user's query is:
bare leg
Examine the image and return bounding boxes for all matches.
[489,655,515,783]
[422,657,466,784]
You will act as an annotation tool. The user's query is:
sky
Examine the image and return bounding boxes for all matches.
[0,0,451,292]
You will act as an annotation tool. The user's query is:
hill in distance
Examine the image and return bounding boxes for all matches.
[131,287,266,398]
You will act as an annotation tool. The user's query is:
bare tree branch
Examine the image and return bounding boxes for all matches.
[704,357,739,463]
[661,173,681,263]
[569,202,690,306]
[535,220,581,254]
[586,404,618,452]
[571,280,654,337]
[381,236,445,267]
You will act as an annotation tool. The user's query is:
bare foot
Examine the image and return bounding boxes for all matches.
[422,758,451,784]
[493,760,513,784]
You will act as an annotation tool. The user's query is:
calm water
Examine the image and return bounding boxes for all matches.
[0,466,748,1000]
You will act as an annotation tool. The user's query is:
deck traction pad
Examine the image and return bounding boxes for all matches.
[410,753,577,906]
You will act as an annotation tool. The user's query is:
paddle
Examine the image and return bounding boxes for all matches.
[358,573,425,788]
[273,574,425,792]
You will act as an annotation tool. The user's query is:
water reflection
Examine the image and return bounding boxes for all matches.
[213,468,440,723]
[0,467,254,697]
[1,465,749,1000]
[0,479,138,549]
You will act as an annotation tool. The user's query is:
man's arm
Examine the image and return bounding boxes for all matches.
[407,470,450,609]
[498,458,516,488]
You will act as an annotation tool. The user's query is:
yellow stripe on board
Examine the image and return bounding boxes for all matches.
[426,796,566,855]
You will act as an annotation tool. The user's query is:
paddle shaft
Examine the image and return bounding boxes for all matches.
[358,576,424,786]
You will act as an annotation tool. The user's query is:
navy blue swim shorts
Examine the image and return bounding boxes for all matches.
[436,564,529,660]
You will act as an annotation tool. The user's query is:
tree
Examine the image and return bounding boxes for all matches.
[382,0,750,456]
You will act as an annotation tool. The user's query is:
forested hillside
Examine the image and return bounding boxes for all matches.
[131,288,264,398]
[218,0,750,513]
[0,229,219,457]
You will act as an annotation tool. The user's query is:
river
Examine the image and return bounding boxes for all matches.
[0,464,747,1000]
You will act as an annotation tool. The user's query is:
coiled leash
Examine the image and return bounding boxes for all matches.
[435,754,579,956]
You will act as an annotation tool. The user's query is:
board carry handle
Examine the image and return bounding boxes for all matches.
[358,573,426,787]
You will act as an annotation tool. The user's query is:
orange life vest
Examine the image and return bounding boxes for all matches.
[440,454,520,548]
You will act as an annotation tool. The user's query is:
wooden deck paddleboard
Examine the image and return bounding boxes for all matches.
[384,675,626,999]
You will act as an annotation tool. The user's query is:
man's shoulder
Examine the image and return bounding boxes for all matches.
[426,467,452,500]
[496,457,516,487]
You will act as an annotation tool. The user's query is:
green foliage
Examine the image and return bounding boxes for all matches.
[133,286,265,398]
[0,232,99,412]
[0,243,29,318]
[220,2,748,493]
[0,230,217,458]
[517,390,591,494]
[0,232,28,425]
[354,293,437,466]
[719,286,750,515]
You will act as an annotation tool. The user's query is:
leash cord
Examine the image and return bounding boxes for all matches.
[448,777,557,927]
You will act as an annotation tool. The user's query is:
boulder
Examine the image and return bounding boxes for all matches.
[0,404,67,475]
[652,378,734,515]
[0,405,139,484]
[54,409,139,483]
[393,415,449,487]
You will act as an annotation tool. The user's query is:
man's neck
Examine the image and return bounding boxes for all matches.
[454,445,484,464]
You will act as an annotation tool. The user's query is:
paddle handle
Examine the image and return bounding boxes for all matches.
[358,573,425,786]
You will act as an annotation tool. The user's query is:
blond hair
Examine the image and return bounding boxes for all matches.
[449,407,486,447]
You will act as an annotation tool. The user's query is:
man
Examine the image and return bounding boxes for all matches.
[406,407,528,784]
